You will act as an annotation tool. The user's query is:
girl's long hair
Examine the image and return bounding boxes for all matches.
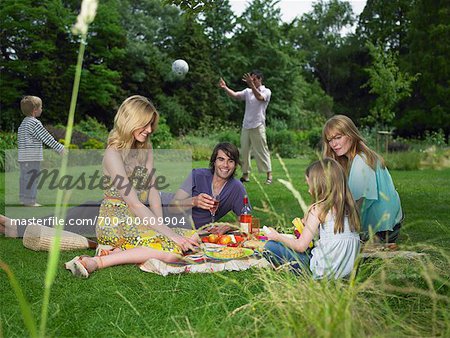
[107,95,159,169]
[306,158,360,234]
[322,115,384,172]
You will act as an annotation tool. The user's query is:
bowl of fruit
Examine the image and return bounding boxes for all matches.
[201,234,245,247]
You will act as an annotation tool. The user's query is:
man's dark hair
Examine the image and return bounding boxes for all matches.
[209,142,241,178]
[250,69,263,81]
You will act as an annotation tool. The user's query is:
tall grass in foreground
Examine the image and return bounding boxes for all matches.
[173,231,449,337]
[175,156,449,337]
[39,3,99,336]
[249,154,312,229]
[189,245,448,337]
[0,1,98,337]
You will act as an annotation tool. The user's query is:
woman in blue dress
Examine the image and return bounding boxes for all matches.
[322,115,403,243]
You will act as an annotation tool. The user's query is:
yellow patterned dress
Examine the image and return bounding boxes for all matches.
[96,166,192,254]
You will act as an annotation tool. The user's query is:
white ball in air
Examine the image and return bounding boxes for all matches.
[172,59,189,76]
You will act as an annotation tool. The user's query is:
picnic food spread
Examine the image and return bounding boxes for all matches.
[140,222,302,275]
[202,233,245,245]
[189,220,311,263]
[181,222,262,263]
[204,247,254,260]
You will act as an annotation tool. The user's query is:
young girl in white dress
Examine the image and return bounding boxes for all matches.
[264,158,361,279]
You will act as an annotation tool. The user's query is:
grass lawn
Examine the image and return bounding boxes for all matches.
[1,158,449,337]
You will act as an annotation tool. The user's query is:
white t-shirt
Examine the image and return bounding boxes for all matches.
[236,85,271,129]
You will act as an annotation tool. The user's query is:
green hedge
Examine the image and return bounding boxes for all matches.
[0,132,18,171]
[3,120,447,171]
[384,151,422,170]
[266,128,320,158]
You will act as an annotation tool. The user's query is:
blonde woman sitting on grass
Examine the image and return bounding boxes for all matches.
[64,95,199,277]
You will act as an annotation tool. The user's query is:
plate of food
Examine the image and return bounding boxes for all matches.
[204,247,254,261]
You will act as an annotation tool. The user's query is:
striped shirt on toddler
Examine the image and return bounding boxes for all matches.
[18,116,64,162]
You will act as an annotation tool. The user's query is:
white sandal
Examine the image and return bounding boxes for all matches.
[64,256,90,278]
[95,244,114,257]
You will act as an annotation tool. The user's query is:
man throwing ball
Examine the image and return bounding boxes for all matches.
[219,70,273,184]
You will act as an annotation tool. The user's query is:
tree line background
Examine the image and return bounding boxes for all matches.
[0,0,448,138]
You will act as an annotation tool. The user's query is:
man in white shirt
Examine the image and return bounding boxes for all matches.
[219,70,273,184]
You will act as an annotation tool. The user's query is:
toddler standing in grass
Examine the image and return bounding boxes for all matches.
[18,96,64,206]
[264,158,361,279]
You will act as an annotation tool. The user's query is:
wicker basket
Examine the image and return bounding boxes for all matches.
[23,223,90,251]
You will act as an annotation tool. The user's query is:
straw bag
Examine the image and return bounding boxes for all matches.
[23,223,90,251]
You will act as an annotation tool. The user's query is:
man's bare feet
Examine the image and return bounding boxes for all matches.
[0,214,8,226]
[0,214,18,237]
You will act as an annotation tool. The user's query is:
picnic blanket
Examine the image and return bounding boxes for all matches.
[140,256,270,276]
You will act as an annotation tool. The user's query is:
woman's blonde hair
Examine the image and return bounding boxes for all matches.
[306,158,360,234]
[322,115,384,172]
[107,95,159,165]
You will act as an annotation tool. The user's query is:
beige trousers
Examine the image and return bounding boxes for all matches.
[240,124,272,174]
